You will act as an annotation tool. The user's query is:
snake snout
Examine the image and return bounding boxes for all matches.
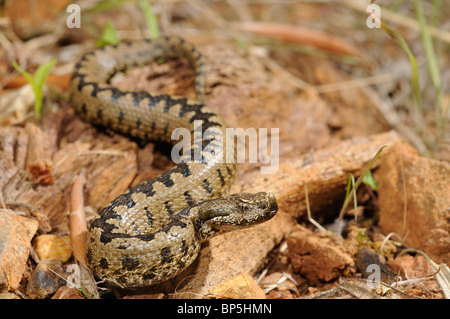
[265,192,278,217]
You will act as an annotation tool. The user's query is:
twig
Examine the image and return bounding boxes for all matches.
[305,183,327,232]
[380,232,406,254]
[399,156,408,238]
[69,169,88,266]
[361,85,427,153]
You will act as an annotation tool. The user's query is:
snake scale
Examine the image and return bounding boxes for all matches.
[69,35,278,288]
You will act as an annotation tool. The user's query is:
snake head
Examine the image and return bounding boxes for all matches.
[194,192,278,239]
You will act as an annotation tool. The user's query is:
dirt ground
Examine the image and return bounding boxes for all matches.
[0,0,448,299]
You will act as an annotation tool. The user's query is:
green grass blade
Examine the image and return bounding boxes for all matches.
[33,57,57,119]
[140,0,159,39]
[34,57,57,90]
[87,0,128,13]
[12,60,34,85]
[414,0,443,127]
[12,58,56,120]
[378,18,424,129]
[339,145,387,220]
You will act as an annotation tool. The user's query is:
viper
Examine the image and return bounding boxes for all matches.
[69,35,278,288]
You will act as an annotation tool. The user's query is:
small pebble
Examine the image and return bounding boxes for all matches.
[32,234,72,263]
[26,259,65,299]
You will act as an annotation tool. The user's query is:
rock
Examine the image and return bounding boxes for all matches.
[0,211,39,292]
[287,225,354,284]
[422,229,450,264]
[209,273,266,299]
[355,247,397,284]
[375,142,450,263]
[0,292,20,299]
[32,234,72,263]
[25,122,54,185]
[26,259,65,299]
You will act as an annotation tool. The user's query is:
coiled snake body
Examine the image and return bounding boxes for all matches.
[70,36,278,287]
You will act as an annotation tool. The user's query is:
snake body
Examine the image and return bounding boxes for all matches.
[69,36,278,287]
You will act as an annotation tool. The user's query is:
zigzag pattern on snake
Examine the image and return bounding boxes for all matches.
[69,35,278,288]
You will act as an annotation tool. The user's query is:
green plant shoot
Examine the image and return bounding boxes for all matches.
[338,145,387,220]
[12,57,57,120]
[362,170,378,191]
[97,20,119,48]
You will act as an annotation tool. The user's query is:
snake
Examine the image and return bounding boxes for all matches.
[69,35,278,288]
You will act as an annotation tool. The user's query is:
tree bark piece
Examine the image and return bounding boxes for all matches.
[25,122,54,185]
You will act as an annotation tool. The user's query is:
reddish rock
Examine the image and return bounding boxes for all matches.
[0,211,39,291]
[422,229,450,264]
[287,225,354,284]
[375,142,450,263]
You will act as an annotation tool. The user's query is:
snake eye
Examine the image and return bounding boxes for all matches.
[240,202,248,213]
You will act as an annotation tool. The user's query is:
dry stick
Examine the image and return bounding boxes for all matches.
[399,156,408,239]
[305,183,327,233]
[69,169,88,266]
[361,85,427,153]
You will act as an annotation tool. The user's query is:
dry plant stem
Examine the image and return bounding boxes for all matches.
[361,85,427,153]
[226,0,253,21]
[400,156,407,238]
[305,183,326,232]
[69,169,88,266]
